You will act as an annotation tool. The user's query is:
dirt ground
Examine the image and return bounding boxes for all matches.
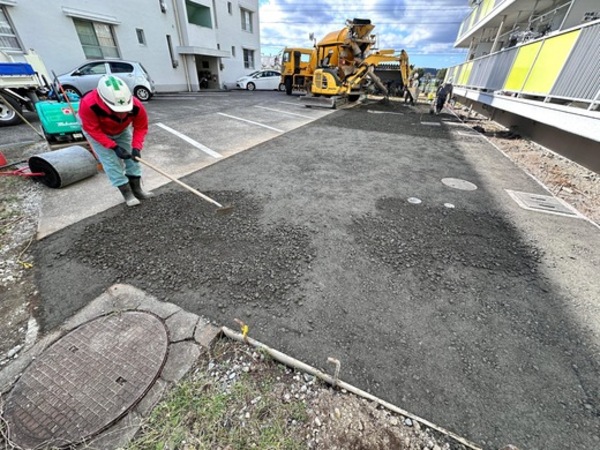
[1,100,598,449]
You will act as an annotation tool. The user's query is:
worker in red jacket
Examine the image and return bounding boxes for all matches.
[78,75,153,206]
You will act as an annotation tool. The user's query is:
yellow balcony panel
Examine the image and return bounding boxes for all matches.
[460,61,473,85]
[481,0,495,20]
[523,30,581,95]
[504,41,542,91]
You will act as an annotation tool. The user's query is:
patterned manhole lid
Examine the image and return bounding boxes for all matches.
[4,311,168,449]
[506,189,581,217]
[441,178,478,191]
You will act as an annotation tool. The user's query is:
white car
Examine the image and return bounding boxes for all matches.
[236,70,282,91]
[57,60,156,101]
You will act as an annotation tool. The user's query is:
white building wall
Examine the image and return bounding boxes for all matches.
[1,0,259,92]
[215,0,261,82]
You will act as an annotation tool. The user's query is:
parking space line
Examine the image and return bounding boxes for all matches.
[279,101,306,107]
[217,112,283,133]
[156,122,222,158]
[254,105,313,119]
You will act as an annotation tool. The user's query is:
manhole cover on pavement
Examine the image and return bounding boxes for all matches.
[506,189,580,217]
[441,178,478,191]
[4,311,168,449]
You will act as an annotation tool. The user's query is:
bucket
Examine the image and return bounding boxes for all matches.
[28,146,98,188]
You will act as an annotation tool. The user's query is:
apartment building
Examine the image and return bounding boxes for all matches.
[0,0,260,92]
[448,0,600,172]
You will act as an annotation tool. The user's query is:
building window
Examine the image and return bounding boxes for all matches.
[240,8,253,33]
[186,1,212,28]
[74,19,119,59]
[159,0,167,13]
[0,7,21,52]
[136,28,146,45]
[243,48,254,69]
[231,45,236,57]
[227,2,232,14]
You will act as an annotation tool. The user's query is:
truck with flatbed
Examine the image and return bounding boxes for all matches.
[0,50,49,126]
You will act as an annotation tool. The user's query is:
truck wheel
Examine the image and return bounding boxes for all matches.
[0,94,22,126]
[285,78,293,95]
[348,94,360,102]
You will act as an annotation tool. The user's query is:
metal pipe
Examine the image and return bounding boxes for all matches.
[222,326,483,450]
[171,0,192,92]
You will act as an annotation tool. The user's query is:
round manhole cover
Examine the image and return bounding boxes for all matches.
[4,311,168,449]
[441,178,478,191]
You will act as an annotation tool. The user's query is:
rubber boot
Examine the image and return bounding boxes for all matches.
[127,175,154,200]
[117,183,141,206]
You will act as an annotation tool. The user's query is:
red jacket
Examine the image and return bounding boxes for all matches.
[78,90,148,150]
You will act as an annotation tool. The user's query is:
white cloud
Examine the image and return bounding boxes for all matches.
[258,0,471,68]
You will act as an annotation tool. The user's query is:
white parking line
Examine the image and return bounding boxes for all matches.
[156,122,223,158]
[279,101,306,107]
[217,112,283,133]
[254,105,314,119]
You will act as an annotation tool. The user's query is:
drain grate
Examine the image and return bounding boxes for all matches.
[506,190,580,218]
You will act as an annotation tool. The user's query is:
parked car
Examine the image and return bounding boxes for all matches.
[236,69,282,91]
[57,60,156,101]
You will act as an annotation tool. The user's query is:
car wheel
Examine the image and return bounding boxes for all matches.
[246,82,256,91]
[278,83,285,92]
[0,94,22,126]
[62,85,82,99]
[134,86,151,101]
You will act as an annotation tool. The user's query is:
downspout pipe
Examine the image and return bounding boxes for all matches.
[171,0,192,92]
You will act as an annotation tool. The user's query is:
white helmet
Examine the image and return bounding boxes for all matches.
[97,75,133,112]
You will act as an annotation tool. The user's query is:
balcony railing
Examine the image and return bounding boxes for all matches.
[448,20,600,111]
[457,0,511,42]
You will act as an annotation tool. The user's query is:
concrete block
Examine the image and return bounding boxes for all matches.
[194,318,222,348]
[134,378,169,417]
[160,341,202,383]
[165,310,199,342]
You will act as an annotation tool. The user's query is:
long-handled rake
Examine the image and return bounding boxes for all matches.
[134,156,234,216]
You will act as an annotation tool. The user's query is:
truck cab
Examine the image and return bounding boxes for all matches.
[279,47,316,95]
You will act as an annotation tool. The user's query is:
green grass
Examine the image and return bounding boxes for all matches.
[125,342,309,450]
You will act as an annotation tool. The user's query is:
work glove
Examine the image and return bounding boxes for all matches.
[113,145,131,160]
[131,148,141,160]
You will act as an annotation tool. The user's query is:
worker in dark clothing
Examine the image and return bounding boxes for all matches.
[78,75,153,206]
[435,78,454,114]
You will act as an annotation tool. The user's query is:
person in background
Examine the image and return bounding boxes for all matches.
[435,78,454,115]
[78,75,153,206]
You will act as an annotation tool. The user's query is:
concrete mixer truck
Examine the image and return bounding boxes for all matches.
[299,18,410,109]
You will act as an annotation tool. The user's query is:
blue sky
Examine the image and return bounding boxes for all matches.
[258,0,472,70]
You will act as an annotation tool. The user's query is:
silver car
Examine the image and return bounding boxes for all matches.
[57,60,156,101]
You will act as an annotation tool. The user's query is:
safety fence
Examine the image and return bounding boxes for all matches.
[447,20,600,111]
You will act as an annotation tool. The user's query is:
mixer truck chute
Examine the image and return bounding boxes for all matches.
[299,18,410,109]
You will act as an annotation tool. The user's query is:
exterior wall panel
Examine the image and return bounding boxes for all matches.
[504,41,542,91]
[552,23,600,100]
[523,30,580,94]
